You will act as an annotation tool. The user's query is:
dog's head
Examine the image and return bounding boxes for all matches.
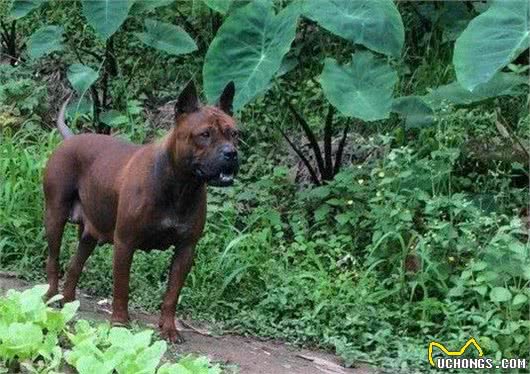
[172,81,239,187]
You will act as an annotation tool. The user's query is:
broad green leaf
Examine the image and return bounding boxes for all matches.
[454,0,530,91]
[319,52,398,121]
[81,0,131,39]
[101,110,128,127]
[135,19,197,56]
[132,0,174,13]
[203,0,232,14]
[27,25,64,59]
[67,96,94,119]
[302,0,404,58]
[392,96,434,129]
[490,287,512,303]
[108,326,132,347]
[61,300,80,322]
[135,340,166,371]
[129,329,153,350]
[203,0,300,111]
[10,0,45,19]
[4,322,43,358]
[424,73,528,108]
[67,64,99,95]
[76,355,109,374]
[513,294,528,306]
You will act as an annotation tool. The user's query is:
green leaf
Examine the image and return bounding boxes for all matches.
[135,340,166,371]
[203,0,232,14]
[100,110,128,127]
[424,73,528,108]
[67,64,99,95]
[490,287,512,303]
[108,326,132,347]
[512,294,528,306]
[81,0,131,39]
[76,355,109,374]
[391,96,434,129]
[319,51,398,121]
[61,300,80,323]
[135,19,197,56]
[67,96,94,119]
[302,0,404,58]
[203,0,300,111]
[132,0,174,13]
[27,25,64,59]
[4,322,43,358]
[10,0,45,19]
[454,0,530,91]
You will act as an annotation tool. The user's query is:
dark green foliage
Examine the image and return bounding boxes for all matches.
[1,0,529,371]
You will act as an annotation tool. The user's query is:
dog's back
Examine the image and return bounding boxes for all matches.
[43,134,141,240]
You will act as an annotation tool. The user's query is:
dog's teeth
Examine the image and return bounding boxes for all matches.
[219,172,234,182]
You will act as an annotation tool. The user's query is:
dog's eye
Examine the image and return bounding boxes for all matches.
[200,131,210,138]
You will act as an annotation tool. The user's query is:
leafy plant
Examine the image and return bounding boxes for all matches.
[453,0,529,91]
[0,285,78,371]
[202,0,406,184]
[0,285,223,373]
[13,0,197,133]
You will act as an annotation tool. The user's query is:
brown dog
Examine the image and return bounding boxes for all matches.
[43,81,238,342]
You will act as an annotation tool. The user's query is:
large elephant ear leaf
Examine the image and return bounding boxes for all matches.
[67,64,99,96]
[319,51,398,122]
[454,0,530,91]
[10,0,45,19]
[424,73,529,108]
[27,25,64,59]
[135,19,197,56]
[132,0,174,13]
[203,0,300,111]
[203,0,233,14]
[392,96,434,129]
[81,0,131,39]
[302,0,404,58]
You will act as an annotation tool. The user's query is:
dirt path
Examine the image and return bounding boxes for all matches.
[0,274,374,374]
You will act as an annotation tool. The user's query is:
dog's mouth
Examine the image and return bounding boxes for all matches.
[208,171,236,187]
[194,166,237,187]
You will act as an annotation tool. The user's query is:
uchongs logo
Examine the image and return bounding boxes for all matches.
[428,337,483,368]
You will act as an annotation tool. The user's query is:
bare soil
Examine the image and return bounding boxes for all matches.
[0,273,375,374]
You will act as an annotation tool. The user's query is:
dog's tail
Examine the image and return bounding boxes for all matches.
[56,95,74,139]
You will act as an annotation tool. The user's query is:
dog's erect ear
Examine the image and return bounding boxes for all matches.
[175,81,200,115]
[218,81,235,115]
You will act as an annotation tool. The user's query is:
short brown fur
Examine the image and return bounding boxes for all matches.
[43,82,238,342]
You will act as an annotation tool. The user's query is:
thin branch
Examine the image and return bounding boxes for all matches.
[334,122,350,174]
[323,104,334,180]
[284,98,327,179]
[279,128,321,186]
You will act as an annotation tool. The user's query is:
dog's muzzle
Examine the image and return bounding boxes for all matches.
[194,146,239,187]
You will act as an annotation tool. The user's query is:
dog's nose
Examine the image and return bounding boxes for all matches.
[222,145,237,161]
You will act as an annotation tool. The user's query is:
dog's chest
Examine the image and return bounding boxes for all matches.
[137,215,192,251]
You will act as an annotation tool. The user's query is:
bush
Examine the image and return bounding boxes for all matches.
[0,285,221,373]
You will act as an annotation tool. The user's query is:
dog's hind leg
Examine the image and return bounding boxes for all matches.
[44,202,69,300]
[62,224,96,302]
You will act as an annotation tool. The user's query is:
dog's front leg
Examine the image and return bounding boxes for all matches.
[159,245,195,343]
[111,239,135,325]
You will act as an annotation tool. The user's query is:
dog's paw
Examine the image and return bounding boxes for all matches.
[111,312,130,327]
[159,324,185,344]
